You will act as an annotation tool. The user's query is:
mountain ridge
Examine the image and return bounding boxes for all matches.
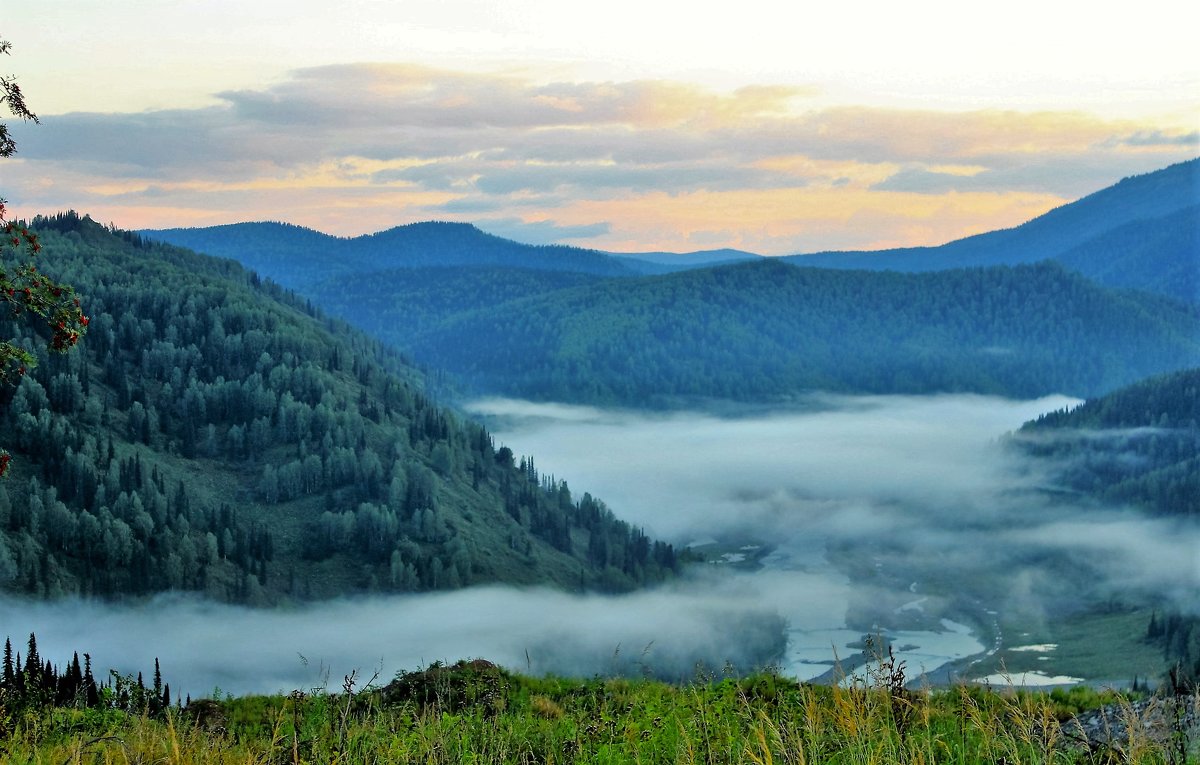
[784,158,1199,299]
[144,158,1199,303]
[142,220,637,289]
[139,160,1200,408]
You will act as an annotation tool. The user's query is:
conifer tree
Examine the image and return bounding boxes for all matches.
[151,658,163,716]
[82,653,99,707]
[23,632,39,678]
[2,636,12,685]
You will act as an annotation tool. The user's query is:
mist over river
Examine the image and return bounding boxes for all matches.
[466,393,1199,682]
[466,393,1070,683]
[3,393,1195,697]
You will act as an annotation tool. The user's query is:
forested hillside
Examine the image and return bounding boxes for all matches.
[1017,367,1200,517]
[395,259,1200,405]
[0,212,677,603]
[309,266,607,340]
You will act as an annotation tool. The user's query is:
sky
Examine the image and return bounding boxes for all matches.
[3,0,1198,253]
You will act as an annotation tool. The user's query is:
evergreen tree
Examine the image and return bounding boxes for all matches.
[151,658,163,716]
[23,632,39,679]
[2,636,12,685]
[82,653,99,707]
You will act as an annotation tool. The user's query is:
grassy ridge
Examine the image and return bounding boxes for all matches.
[4,661,1196,764]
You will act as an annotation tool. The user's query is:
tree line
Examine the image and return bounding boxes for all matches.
[0,631,176,718]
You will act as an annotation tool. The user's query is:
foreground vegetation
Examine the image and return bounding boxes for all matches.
[2,655,1196,764]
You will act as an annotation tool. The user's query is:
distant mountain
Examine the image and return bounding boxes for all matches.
[308,266,611,342]
[145,159,1198,301]
[1016,367,1200,517]
[140,221,342,290]
[1054,205,1198,304]
[786,159,1200,300]
[358,222,636,276]
[142,221,637,289]
[399,258,1200,405]
[0,213,677,603]
[140,160,1199,409]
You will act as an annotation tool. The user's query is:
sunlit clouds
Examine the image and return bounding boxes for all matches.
[4,62,1197,252]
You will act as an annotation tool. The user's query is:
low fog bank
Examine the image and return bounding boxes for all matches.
[469,394,1200,623]
[5,393,1193,697]
[467,393,1081,541]
[0,571,802,698]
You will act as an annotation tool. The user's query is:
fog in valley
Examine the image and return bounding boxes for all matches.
[2,393,1195,696]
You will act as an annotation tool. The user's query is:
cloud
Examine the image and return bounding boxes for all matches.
[467,393,1080,540]
[1111,130,1200,148]
[216,65,809,132]
[559,186,1070,253]
[4,64,1196,250]
[871,153,1200,196]
[0,576,791,698]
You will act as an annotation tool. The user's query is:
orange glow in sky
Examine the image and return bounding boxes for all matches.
[2,1,1197,253]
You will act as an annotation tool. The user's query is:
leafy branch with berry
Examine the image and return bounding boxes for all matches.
[1,34,87,476]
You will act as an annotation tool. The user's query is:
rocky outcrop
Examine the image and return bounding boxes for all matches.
[1061,694,1198,760]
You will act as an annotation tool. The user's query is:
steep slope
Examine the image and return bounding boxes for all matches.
[1053,205,1198,304]
[142,221,637,290]
[0,212,677,603]
[400,259,1200,405]
[785,159,1200,299]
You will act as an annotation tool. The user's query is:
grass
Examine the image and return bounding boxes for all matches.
[969,605,1170,686]
[3,660,1196,764]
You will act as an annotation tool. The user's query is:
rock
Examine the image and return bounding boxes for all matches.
[1061,694,1199,757]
